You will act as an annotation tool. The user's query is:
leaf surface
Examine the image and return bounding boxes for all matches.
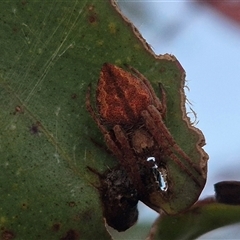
[0,0,208,238]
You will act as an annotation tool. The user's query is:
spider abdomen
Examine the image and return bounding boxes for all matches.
[97,63,153,125]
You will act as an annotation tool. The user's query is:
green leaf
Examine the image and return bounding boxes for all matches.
[0,0,208,238]
[151,201,240,240]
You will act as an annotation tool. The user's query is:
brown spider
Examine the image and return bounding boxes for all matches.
[86,63,205,213]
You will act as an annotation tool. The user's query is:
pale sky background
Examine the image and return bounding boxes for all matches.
[117,1,240,238]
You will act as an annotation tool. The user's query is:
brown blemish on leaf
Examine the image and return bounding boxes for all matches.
[158,67,166,73]
[21,1,28,6]
[68,201,76,207]
[71,93,77,100]
[21,202,28,210]
[51,223,61,232]
[88,15,97,24]
[72,214,80,222]
[12,27,18,33]
[29,121,41,135]
[81,209,93,222]
[1,230,15,240]
[14,105,24,115]
[86,4,98,24]
[60,229,79,240]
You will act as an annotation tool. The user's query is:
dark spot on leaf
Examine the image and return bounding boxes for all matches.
[21,1,28,6]
[71,93,77,99]
[12,27,18,33]
[30,125,39,134]
[29,122,41,135]
[72,214,80,222]
[1,230,15,240]
[21,202,28,210]
[51,223,61,232]
[13,105,24,115]
[86,4,98,24]
[159,67,166,73]
[88,15,97,24]
[60,229,79,240]
[81,209,92,222]
[68,201,76,207]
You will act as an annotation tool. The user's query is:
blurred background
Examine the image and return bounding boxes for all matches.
[114,1,240,239]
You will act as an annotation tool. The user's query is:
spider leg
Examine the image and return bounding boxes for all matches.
[140,77,167,119]
[147,105,202,175]
[86,84,100,127]
[113,125,144,191]
[127,65,167,118]
[86,84,123,158]
[157,83,167,119]
[141,106,202,187]
[86,85,144,190]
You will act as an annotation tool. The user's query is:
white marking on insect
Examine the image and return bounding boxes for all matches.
[147,157,168,191]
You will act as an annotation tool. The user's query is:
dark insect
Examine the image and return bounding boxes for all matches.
[86,63,206,214]
[88,166,138,231]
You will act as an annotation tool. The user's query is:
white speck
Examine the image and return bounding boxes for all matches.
[55,107,60,116]
[12,8,17,15]
[147,157,168,191]
[147,156,158,169]
[54,152,60,163]
[9,124,16,130]
[16,168,22,176]
[155,168,168,192]
[37,48,43,54]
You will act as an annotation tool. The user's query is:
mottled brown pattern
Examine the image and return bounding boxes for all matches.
[86,63,204,214]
